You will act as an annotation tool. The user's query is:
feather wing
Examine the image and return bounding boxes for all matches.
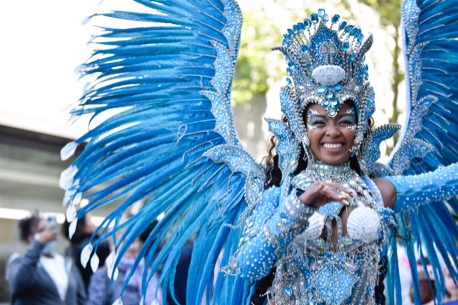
[385,1,458,304]
[61,1,265,304]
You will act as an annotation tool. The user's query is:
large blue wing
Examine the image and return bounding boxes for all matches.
[385,1,458,303]
[60,1,265,304]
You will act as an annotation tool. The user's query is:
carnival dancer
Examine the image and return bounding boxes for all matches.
[61,1,458,304]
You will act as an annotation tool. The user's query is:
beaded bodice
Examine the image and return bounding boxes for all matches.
[291,162,383,252]
[267,162,388,305]
[225,162,395,305]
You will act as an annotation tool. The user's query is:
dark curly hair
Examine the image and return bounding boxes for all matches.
[18,211,42,243]
[252,103,376,304]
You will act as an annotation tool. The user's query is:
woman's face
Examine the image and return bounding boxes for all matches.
[306,102,356,165]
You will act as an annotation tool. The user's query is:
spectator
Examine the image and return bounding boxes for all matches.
[444,265,458,304]
[409,263,436,305]
[6,211,86,305]
[61,213,110,290]
[86,231,162,304]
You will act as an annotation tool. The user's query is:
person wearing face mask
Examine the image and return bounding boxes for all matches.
[6,211,86,305]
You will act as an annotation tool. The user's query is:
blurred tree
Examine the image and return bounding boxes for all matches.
[341,0,404,155]
[233,0,403,157]
[232,7,284,105]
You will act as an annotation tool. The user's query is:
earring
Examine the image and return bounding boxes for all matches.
[349,145,358,157]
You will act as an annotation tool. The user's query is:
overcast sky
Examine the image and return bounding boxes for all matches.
[0,1,96,129]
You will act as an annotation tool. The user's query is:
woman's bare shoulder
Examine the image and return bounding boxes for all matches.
[374,178,396,209]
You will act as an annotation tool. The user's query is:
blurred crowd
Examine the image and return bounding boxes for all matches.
[3,209,458,305]
[3,208,193,305]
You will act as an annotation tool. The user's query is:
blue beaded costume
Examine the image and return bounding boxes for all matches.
[60,1,458,304]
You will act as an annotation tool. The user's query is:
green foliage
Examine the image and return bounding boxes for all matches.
[232,7,284,104]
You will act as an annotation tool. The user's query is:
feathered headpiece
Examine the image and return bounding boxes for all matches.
[269,9,398,175]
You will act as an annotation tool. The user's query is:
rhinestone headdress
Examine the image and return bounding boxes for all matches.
[273,9,376,155]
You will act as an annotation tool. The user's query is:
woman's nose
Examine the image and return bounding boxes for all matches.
[325,123,341,137]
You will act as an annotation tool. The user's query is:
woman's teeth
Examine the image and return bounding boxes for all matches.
[323,143,343,149]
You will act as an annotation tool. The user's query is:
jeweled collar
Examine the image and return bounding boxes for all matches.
[307,161,355,181]
[292,161,358,190]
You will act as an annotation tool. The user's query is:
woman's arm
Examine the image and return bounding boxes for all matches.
[378,162,458,212]
[235,181,353,280]
[237,186,319,280]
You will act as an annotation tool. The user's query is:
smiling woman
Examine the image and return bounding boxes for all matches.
[306,102,356,165]
[61,1,458,304]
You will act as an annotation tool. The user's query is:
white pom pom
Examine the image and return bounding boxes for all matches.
[312,65,345,85]
[106,251,119,281]
[61,142,78,161]
[90,253,100,273]
[301,212,325,240]
[112,297,123,305]
[347,206,380,243]
[109,267,119,281]
[69,219,77,239]
[62,189,76,206]
[71,193,82,206]
[66,205,77,223]
[80,243,93,268]
[59,166,78,190]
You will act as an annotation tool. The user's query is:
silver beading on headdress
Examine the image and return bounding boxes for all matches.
[267,9,400,176]
[274,9,375,151]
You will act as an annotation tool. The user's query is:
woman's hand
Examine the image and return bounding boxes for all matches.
[298,182,355,208]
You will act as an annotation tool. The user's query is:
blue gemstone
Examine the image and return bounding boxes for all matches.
[323,14,329,21]
[246,217,254,227]
[325,253,332,259]
[285,287,292,296]
[304,18,311,29]
[297,22,305,31]
[342,42,350,51]
[332,14,340,24]
[287,28,294,36]
[286,78,291,85]
[345,25,354,33]
[318,8,325,17]
[350,27,359,36]
[358,33,364,43]
[280,214,288,222]
[350,53,355,61]
[301,44,309,53]
[317,87,327,95]
[338,21,347,31]
[286,68,292,76]
[311,13,319,24]
[334,85,342,92]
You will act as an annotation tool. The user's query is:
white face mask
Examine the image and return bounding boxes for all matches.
[33,234,56,254]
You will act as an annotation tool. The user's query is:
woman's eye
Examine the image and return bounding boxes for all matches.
[309,118,326,125]
[338,117,355,125]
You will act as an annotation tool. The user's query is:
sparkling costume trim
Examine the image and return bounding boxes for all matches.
[228,162,391,305]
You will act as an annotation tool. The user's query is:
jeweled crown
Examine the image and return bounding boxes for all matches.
[273,8,376,152]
